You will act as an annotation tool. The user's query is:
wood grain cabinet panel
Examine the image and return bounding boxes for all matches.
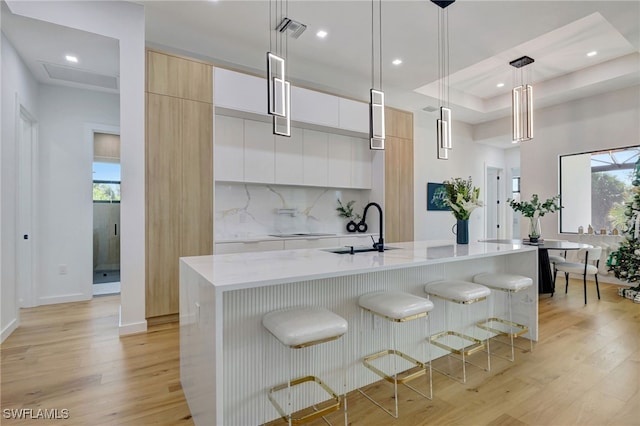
[384,107,414,243]
[146,93,183,318]
[147,50,212,103]
[146,50,214,321]
[385,107,413,139]
[182,100,214,257]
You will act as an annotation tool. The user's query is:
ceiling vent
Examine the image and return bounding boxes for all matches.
[276,18,307,39]
[422,106,439,113]
[42,62,119,90]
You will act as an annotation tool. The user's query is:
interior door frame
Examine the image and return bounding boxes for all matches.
[484,164,504,240]
[16,96,39,308]
[85,122,121,297]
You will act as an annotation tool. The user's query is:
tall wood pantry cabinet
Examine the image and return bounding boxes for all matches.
[145,50,214,322]
[384,107,414,243]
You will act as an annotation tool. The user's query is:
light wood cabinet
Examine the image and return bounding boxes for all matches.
[147,50,212,103]
[146,50,213,321]
[384,108,414,243]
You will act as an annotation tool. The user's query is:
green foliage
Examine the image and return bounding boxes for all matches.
[591,172,626,230]
[608,158,640,290]
[336,199,361,221]
[439,177,483,220]
[93,183,120,201]
[507,194,561,218]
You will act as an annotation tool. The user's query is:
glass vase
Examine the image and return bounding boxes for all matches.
[528,216,541,242]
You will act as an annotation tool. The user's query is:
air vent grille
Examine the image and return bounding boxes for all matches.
[42,62,119,90]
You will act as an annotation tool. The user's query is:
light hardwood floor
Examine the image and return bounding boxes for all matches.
[2,280,638,425]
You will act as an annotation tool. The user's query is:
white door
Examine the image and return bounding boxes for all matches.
[17,107,37,307]
[486,167,502,239]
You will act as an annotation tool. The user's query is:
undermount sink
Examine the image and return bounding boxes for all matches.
[268,233,336,238]
[323,246,399,255]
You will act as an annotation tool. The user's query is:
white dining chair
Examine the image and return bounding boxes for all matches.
[553,246,602,304]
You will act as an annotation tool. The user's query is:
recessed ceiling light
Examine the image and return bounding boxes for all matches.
[65,55,78,63]
[392,59,402,66]
[497,83,505,88]
[587,51,597,57]
[316,30,328,38]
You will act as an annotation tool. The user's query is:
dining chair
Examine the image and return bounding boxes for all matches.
[543,239,568,289]
[553,246,602,304]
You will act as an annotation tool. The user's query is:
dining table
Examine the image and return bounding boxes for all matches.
[480,239,593,294]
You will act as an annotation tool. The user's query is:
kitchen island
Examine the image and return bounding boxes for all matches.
[179,240,538,425]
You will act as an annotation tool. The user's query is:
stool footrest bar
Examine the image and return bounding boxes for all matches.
[477,317,528,338]
[362,349,427,384]
[430,331,485,356]
[268,375,342,425]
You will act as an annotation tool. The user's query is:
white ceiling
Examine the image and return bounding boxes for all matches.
[1,2,120,94]
[3,0,639,139]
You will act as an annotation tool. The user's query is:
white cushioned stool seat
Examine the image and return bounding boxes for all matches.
[425,280,490,302]
[548,254,565,263]
[554,262,598,274]
[359,291,434,320]
[473,273,533,291]
[263,306,348,348]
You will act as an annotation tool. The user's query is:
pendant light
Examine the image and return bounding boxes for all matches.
[510,55,534,143]
[267,0,305,137]
[369,0,384,150]
[431,0,455,160]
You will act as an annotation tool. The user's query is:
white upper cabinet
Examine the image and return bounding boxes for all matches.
[351,137,372,189]
[214,115,244,181]
[327,134,352,188]
[339,98,369,133]
[275,127,304,185]
[291,86,340,128]
[214,68,267,115]
[303,129,329,186]
[244,120,275,183]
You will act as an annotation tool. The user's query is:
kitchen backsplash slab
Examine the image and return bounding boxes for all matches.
[215,182,371,240]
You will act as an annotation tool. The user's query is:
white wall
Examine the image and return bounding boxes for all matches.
[7,0,146,335]
[413,112,506,243]
[37,85,119,304]
[475,84,640,240]
[504,146,521,238]
[1,34,40,342]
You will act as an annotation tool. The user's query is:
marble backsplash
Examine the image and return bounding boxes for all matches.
[215,182,372,240]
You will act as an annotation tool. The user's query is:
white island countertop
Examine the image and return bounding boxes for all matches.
[181,240,536,291]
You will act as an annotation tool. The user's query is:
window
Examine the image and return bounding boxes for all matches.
[93,162,120,203]
[559,146,639,233]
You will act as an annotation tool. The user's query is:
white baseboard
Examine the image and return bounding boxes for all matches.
[1,318,19,343]
[38,292,90,305]
[119,305,147,335]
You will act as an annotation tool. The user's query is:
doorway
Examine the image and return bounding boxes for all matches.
[92,132,121,296]
[16,103,38,307]
[485,166,503,239]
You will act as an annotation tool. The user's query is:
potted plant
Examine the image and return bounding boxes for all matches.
[336,199,361,232]
[438,177,484,244]
[508,194,562,242]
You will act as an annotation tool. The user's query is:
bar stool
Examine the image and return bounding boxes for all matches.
[472,273,534,361]
[357,291,434,419]
[424,280,491,383]
[262,306,348,425]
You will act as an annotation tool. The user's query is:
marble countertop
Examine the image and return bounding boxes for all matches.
[215,232,378,243]
[181,240,537,292]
